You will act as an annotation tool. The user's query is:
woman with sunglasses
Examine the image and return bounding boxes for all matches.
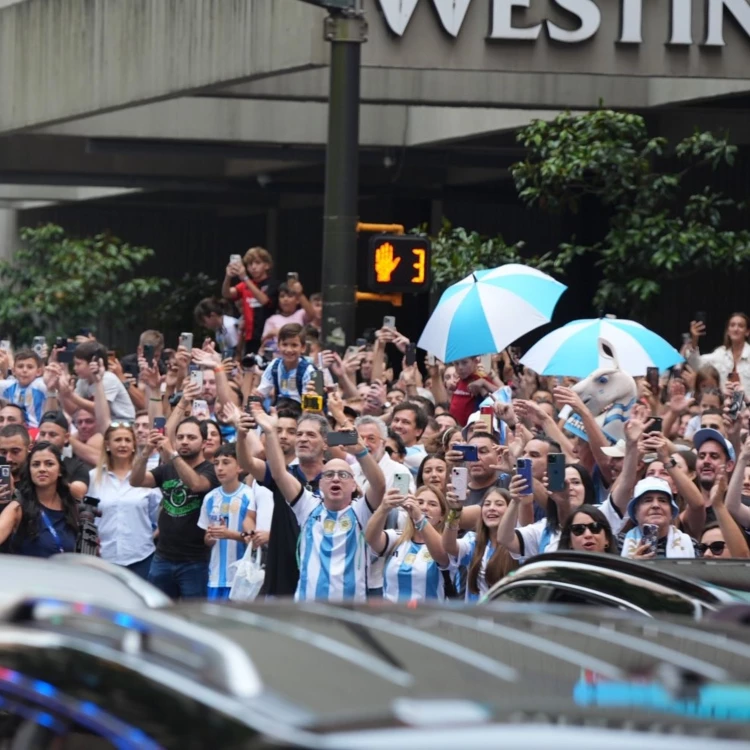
[0,442,78,557]
[697,465,750,558]
[558,504,617,554]
[365,485,452,602]
[87,421,162,579]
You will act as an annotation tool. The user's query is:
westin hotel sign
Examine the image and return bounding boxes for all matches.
[376,0,750,45]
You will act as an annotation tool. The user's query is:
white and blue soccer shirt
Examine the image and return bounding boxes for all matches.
[0,377,48,428]
[293,489,373,602]
[454,531,498,602]
[257,357,315,404]
[381,529,449,603]
[198,484,253,589]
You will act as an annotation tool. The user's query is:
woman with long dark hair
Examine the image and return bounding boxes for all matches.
[558,504,617,554]
[0,442,78,557]
[416,453,448,493]
[443,486,517,601]
[499,463,595,558]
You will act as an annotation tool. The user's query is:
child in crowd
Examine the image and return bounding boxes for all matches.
[449,356,498,426]
[256,323,316,405]
[198,444,254,600]
[0,348,49,428]
[261,280,320,357]
[193,298,241,357]
[223,247,278,356]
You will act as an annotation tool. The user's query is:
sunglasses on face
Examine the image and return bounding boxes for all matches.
[109,421,133,429]
[321,470,353,481]
[570,522,604,536]
[697,541,727,555]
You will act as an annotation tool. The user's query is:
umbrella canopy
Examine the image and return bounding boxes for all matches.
[417,264,566,363]
[520,318,684,377]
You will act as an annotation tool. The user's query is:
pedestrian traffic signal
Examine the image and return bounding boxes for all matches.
[367,235,431,293]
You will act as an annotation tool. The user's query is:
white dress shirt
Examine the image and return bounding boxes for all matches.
[88,468,162,566]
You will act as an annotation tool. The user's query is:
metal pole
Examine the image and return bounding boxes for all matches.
[320,9,367,350]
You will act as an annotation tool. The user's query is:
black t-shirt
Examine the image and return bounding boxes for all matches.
[63,456,90,489]
[150,460,219,562]
[260,462,321,598]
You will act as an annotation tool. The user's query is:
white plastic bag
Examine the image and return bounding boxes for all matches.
[229,545,265,602]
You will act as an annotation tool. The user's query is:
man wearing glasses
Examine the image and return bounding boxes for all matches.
[253,405,385,602]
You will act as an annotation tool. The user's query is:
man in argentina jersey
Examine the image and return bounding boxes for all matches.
[253,405,386,602]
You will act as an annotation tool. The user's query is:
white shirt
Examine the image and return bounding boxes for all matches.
[88,469,161,566]
[198,484,254,588]
[247,481,274,532]
[381,530,451,603]
[75,372,135,420]
[216,315,241,353]
[354,452,414,590]
[293,489,373,602]
[690,342,750,396]
[512,519,561,561]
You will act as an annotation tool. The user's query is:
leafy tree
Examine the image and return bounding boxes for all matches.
[512,109,750,315]
[0,224,167,345]
[424,220,557,294]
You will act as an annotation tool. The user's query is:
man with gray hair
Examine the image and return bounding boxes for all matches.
[353,415,415,495]
[354,414,414,598]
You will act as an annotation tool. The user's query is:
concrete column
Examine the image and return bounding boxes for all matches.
[0,205,18,261]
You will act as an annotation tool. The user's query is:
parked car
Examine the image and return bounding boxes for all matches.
[1,595,750,747]
[483,551,750,618]
[0,553,170,610]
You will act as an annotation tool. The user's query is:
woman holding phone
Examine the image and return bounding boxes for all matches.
[442,486,516,600]
[365,485,453,603]
[0,442,78,557]
[416,453,448,493]
[87,422,162,578]
[688,312,750,393]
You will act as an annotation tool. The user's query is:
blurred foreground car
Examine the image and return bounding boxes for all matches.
[0,553,170,610]
[484,551,750,618]
[1,597,750,748]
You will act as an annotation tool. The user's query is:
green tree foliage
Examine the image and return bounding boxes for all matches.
[0,224,168,344]
[512,109,750,314]
[425,220,557,294]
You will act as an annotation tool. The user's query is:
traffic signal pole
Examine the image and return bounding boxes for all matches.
[319,6,367,350]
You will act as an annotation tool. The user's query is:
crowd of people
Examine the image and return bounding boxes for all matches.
[0,243,748,604]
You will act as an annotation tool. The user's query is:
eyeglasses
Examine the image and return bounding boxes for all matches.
[109,421,133,429]
[321,470,354,481]
[697,541,727,555]
[570,522,604,536]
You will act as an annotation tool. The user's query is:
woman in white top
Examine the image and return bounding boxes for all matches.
[87,422,161,579]
[365,485,451,603]
[689,312,750,394]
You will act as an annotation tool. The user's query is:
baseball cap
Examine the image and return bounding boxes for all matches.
[626,477,679,524]
[693,428,736,462]
[601,439,625,458]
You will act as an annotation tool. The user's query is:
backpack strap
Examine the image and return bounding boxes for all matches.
[271,358,282,402]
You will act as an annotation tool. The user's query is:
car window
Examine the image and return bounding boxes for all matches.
[546,587,625,608]
[491,584,541,602]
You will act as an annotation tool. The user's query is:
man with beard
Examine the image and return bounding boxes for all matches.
[239,410,328,597]
[131,417,219,599]
[0,424,30,487]
[694,428,736,509]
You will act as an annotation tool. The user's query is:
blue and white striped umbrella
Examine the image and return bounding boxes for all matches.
[417,264,566,362]
[521,318,684,377]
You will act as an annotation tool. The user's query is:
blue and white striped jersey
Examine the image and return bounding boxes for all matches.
[455,532,497,602]
[198,484,253,588]
[0,377,48,428]
[293,490,373,602]
[382,530,448,603]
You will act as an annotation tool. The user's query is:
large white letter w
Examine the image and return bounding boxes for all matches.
[377,0,473,37]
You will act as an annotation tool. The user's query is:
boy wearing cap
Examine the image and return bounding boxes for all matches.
[621,477,696,559]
